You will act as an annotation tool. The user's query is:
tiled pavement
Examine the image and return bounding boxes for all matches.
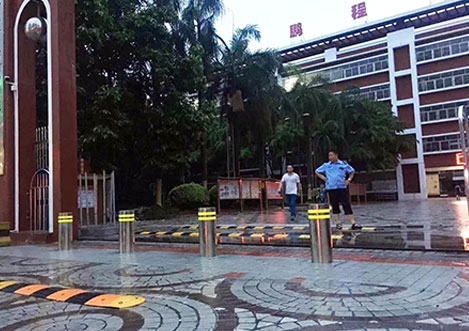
[2,244,469,329]
[137,198,469,237]
[79,199,469,251]
[98,198,469,252]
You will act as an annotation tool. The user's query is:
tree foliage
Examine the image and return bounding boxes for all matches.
[75,0,413,208]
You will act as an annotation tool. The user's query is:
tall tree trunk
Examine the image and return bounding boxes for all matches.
[201,133,208,188]
[258,137,266,178]
[155,178,163,207]
[233,117,241,177]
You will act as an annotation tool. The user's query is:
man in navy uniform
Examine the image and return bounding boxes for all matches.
[316,151,362,230]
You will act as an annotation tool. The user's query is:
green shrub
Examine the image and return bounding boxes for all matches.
[135,205,178,220]
[168,183,209,210]
[208,185,218,206]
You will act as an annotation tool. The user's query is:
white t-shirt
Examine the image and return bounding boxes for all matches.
[281,173,300,195]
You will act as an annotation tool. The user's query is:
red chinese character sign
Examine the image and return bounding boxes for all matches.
[290,23,303,39]
[351,2,367,20]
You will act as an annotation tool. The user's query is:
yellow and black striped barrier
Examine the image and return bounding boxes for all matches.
[0,280,145,309]
[58,213,73,250]
[119,211,136,253]
[308,203,333,263]
[0,222,10,247]
[198,207,217,257]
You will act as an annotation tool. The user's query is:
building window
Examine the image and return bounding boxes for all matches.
[416,36,469,62]
[360,84,391,101]
[306,55,389,83]
[421,101,469,123]
[418,69,469,92]
[423,134,461,153]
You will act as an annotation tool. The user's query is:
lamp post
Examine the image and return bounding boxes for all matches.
[458,105,469,213]
[303,113,314,201]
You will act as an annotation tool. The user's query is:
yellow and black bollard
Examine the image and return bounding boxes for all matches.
[0,222,11,247]
[198,207,217,257]
[119,211,135,253]
[58,213,73,250]
[308,204,333,263]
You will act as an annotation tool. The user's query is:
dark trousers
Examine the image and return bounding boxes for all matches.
[328,189,353,215]
[286,194,297,217]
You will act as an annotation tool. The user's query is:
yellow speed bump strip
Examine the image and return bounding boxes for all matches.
[251,233,264,238]
[273,234,289,239]
[0,281,145,309]
[228,233,242,238]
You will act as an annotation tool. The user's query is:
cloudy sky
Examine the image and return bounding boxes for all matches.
[215,0,449,50]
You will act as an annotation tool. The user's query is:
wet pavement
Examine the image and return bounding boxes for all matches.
[2,243,469,330]
[80,198,469,251]
[138,198,469,236]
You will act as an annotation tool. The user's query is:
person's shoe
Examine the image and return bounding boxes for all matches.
[336,224,343,231]
[291,216,296,222]
[351,223,362,230]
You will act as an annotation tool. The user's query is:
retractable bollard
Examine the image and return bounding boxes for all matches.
[58,213,73,250]
[119,211,135,253]
[198,207,217,257]
[308,204,333,263]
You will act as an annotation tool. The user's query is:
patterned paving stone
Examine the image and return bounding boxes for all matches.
[1,245,469,330]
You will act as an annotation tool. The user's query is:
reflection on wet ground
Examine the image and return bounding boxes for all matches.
[79,198,469,251]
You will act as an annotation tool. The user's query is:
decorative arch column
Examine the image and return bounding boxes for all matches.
[0,0,77,240]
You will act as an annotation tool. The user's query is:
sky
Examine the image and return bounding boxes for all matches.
[215,0,449,51]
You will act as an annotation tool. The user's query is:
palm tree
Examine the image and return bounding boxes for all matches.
[217,25,282,177]
[282,75,339,199]
[338,87,413,170]
[180,0,224,187]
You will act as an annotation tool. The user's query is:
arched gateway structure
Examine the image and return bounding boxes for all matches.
[0,0,77,241]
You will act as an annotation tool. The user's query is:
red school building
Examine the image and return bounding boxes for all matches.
[279,1,469,199]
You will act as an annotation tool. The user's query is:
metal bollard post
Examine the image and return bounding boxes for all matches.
[308,203,333,263]
[58,213,73,250]
[198,207,217,257]
[119,211,135,253]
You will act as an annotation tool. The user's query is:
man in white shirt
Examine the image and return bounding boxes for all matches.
[278,165,301,221]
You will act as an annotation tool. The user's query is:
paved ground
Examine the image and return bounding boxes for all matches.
[139,199,469,236]
[2,243,469,330]
[84,198,467,252]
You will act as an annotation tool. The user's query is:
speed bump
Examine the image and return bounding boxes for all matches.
[47,288,89,302]
[0,281,145,309]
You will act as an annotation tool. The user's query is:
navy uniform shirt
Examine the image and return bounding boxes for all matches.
[316,160,355,190]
